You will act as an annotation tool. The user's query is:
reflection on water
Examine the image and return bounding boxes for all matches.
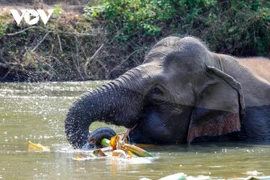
[0,82,269,180]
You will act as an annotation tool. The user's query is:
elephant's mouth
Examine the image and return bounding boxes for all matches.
[127,116,153,144]
[127,111,171,144]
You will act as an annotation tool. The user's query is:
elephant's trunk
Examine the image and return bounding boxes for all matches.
[65,81,143,149]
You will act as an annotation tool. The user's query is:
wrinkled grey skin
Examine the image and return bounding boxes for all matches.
[65,36,270,149]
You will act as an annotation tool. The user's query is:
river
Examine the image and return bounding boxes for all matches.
[0,81,269,180]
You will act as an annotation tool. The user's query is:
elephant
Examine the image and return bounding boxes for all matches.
[65,36,270,149]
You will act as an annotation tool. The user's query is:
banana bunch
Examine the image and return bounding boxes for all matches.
[99,134,154,157]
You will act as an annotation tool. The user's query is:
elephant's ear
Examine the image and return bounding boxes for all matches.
[187,66,245,143]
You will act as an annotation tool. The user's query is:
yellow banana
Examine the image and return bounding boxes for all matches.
[122,144,153,157]
[100,136,154,157]
[28,141,50,151]
[29,141,44,151]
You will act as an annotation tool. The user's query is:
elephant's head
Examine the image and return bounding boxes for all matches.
[65,36,245,149]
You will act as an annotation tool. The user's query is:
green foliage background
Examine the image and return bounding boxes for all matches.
[0,0,269,81]
[85,0,270,56]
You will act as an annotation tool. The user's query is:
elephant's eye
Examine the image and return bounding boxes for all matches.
[146,86,166,104]
[151,87,163,95]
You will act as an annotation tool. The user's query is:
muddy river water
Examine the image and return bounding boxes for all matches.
[0,82,269,180]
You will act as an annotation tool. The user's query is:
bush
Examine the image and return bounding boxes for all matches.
[0,5,108,81]
[85,0,270,57]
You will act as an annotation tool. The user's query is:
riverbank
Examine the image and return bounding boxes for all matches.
[0,1,269,82]
[0,2,112,82]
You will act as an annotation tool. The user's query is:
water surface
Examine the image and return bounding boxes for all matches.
[0,82,269,180]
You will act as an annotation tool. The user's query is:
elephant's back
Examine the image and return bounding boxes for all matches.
[238,57,270,83]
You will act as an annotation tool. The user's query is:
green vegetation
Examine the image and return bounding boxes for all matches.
[85,0,270,56]
[85,0,217,36]
[0,0,269,81]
